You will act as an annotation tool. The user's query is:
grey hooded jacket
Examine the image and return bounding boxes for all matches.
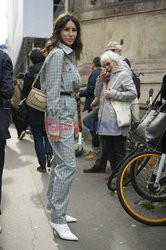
[97,65,137,136]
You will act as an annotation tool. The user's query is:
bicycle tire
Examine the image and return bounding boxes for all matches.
[117,151,166,226]
[107,172,118,191]
[130,151,166,202]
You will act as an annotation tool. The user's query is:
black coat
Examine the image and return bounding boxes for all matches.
[0,50,14,140]
[22,63,44,126]
[79,68,101,112]
[161,75,166,100]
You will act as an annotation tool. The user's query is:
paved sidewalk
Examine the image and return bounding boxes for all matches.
[1,126,166,250]
[0,126,58,250]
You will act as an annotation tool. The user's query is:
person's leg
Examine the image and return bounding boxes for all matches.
[47,127,76,224]
[83,136,107,173]
[11,107,20,136]
[103,136,116,171]
[91,131,100,151]
[84,108,100,159]
[0,140,6,212]
[31,125,46,171]
[104,135,126,171]
[11,107,26,138]
[93,136,107,169]
[17,119,27,139]
[113,135,127,168]
[47,156,56,210]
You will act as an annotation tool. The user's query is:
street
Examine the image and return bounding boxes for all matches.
[0,126,165,250]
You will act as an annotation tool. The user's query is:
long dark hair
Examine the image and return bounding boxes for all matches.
[44,12,83,60]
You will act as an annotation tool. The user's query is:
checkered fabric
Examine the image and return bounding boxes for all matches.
[47,127,76,224]
[41,43,81,224]
[41,42,81,123]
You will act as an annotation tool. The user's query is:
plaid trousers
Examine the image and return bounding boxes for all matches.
[47,125,76,224]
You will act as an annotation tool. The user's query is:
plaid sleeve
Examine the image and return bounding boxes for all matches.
[45,49,64,125]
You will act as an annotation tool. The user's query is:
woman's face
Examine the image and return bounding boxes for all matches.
[103,61,114,72]
[60,20,77,47]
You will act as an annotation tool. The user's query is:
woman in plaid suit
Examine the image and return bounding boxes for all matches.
[41,13,83,241]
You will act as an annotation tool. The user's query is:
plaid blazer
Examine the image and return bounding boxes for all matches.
[41,43,81,126]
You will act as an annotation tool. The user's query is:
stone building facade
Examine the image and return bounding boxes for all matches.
[68,0,166,102]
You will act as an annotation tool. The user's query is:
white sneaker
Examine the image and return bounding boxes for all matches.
[46,209,77,223]
[50,222,78,241]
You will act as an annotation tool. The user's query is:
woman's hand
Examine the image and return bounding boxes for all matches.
[100,68,110,79]
[91,97,99,108]
[75,92,80,100]
[101,68,108,79]
[100,68,111,83]
[74,122,79,139]
[104,89,111,99]
[49,131,60,142]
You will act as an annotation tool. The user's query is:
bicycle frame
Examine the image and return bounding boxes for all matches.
[148,153,166,192]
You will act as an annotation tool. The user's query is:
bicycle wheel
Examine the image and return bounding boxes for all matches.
[117,151,166,226]
[130,152,166,202]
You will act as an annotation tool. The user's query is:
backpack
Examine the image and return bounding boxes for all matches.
[123,58,141,99]
[132,71,141,99]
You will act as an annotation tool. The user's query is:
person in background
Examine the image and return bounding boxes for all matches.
[41,13,83,241]
[11,73,27,140]
[0,49,14,218]
[83,41,134,173]
[22,48,53,173]
[106,41,122,55]
[76,57,101,160]
[106,41,141,98]
[97,50,137,172]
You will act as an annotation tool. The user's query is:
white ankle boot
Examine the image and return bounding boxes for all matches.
[66,215,77,223]
[46,209,77,223]
[50,222,78,241]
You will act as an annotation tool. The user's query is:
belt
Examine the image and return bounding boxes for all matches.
[60,91,74,97]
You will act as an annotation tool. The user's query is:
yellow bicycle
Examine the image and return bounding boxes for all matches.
[116,150,166,226]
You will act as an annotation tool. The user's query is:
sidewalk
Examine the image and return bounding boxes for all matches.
[1,126,165,250]
[0,126,59,250]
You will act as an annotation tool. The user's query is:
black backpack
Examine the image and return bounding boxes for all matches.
[132,71,141,99]
[123,58,141,99]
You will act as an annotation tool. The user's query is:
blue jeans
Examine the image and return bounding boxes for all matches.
[31,125,52,168]
[83,108,100,149]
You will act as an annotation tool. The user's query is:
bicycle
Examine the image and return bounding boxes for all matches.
[107,102,149,191]
[130,151,166,202]
[116,150,166,226]
[107,87,155,191]
[115,89,166,226]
